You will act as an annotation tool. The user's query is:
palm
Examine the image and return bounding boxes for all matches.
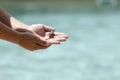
[33,26,46,37]
[30,24,68,44]
[30,24,50,39]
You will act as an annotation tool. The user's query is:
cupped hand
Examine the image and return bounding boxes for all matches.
[17,32,50,51]
[16,24,68,51]
[29,24,68,45]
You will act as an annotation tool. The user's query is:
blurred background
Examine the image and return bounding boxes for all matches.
[0,0,120,80]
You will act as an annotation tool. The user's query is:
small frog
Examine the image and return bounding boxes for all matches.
[49,31,55,38]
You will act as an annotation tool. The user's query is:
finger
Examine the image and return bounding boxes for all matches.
[44,32,68,41]
[46,32,68,38]
[54,32,68,37]
[35,43,50,50]
[34,36,50,47]
[44,25,55,32]
[47,37,67,44]
[54,32,66,35]
[54,35,68,39]
[53,37,67,42]
[48,39,61,44]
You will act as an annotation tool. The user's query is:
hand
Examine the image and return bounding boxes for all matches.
[29,24,68,45]
[16,24,68,51]
[17,32,50,51]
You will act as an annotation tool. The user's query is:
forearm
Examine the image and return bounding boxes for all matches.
[10,16,29,30]
[0,7,29,30]
[0,21,19,43]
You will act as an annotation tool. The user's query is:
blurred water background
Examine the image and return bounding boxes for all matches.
[0,0,120,80]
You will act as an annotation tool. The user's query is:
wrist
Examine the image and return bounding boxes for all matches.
[10,17,30,31]
[11,31,21,44]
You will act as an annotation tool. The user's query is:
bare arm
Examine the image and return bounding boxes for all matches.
[0,8,68,51]
[0,21,51,51]
[0,8,29,31]
[0,21,19,43]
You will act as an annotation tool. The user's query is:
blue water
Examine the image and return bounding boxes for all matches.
[0,1,120,80]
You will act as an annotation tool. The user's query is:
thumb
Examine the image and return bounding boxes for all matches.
[44,25,55,32]
[35,34,51,47]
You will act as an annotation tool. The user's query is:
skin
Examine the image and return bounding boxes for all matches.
[0,8,68,51]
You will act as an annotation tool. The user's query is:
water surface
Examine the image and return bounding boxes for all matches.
[0,1,120,80]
